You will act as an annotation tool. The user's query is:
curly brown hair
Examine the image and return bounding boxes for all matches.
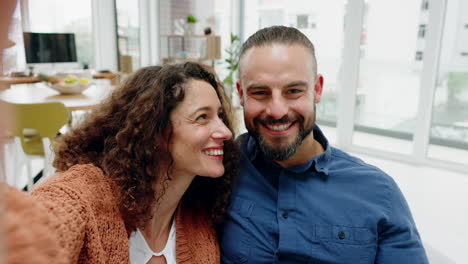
[53,62,239,232]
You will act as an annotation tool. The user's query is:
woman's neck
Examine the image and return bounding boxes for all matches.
[141,171,195,252]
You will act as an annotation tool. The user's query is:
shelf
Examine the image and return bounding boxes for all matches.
[161,35,221,62]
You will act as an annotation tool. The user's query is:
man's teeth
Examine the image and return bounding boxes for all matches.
[203,149,224,156]
[266,123,291,131]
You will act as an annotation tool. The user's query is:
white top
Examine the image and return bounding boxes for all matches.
[129,217,177,264]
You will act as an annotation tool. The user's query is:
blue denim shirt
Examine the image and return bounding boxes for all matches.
[220,126,428,264]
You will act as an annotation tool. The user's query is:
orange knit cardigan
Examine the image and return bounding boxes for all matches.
[29,164,220,264]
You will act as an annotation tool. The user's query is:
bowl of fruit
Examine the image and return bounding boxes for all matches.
[41,73,93,94]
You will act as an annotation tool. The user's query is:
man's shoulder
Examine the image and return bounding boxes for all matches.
[329,146,394,182]
[328,147,406,214]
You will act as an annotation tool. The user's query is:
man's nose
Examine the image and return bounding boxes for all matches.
[265,94,288,119]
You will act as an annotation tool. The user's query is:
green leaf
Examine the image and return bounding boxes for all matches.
[187,14,198,23]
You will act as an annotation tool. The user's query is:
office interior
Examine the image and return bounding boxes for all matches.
[1,0,467,263]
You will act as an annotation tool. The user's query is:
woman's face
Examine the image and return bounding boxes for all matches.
[169,79,233,178]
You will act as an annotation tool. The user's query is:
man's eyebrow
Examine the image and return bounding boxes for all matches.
[246,81,308,91]
[284,81,308,88]
[246,84,269,91]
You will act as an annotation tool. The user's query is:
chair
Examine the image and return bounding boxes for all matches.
[7,102,69,191]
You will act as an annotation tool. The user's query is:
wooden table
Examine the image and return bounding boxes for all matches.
[0,76,40,90]
[92,72,120,86]
[0,81,114,111]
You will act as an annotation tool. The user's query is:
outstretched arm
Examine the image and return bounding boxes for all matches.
[3,183,67,264]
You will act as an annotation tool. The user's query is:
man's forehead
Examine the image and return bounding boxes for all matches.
[241,43,312,59]
[240,44,316,81]
[239,43,316,75]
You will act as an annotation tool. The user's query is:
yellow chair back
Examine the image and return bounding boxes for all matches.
[7,102,69,156]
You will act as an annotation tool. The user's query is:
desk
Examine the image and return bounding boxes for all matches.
[0,81,114,111]
[92,72,120,85]
[0,76,40,90]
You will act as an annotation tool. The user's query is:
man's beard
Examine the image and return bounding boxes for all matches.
[246,108,315,161]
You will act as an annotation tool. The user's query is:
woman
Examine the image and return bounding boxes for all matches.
[31,62,239,263]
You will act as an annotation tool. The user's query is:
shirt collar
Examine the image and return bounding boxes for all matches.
[245,125,331,177]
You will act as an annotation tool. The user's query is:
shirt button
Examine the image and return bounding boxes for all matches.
[338,231,346,240]
[282,212,288,219]
[277,254,283,262]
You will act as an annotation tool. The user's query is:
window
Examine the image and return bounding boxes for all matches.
[418,24,426,38]
[243,0,346,125]
[415,51,423,61]
[22,0,93,68]
[115,0,140,72]
[296,15,309,29]
[421,0,429,11]
[2,1,26,74]
[352,0,425,154]
[427,0,468,165]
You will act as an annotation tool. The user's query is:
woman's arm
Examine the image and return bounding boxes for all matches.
[31,182,89,263]
[2,183,67,264]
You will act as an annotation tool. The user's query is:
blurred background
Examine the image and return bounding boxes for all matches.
[1,0,467,263]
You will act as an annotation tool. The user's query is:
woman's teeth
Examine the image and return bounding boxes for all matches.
[203,149,224,156]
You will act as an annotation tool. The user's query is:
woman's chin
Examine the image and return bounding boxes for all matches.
[198,169,225,178]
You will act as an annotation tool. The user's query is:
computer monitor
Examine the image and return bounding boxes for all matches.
[23,32,77,63]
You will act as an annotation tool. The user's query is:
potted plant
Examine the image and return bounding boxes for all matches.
[185,14,198,35]
[223,33,241,106]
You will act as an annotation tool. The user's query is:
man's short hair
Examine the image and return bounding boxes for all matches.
[239,26,317,75]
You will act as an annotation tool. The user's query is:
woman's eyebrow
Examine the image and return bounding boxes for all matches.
[189,106,212,118]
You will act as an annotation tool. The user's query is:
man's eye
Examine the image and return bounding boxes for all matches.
[289,89,302,94]
[252,91,267,95]
[196,114,208,121]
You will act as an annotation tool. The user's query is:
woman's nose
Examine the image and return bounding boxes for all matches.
[213,119,233,141]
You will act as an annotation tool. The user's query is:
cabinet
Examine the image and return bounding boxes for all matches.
[161,35,221,65]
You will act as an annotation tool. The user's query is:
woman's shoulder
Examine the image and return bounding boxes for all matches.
[32,164,119,209]
[40,163,105,184]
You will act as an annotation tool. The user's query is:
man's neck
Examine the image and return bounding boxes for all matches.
[275,133,324,168]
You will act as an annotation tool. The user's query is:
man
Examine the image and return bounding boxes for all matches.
[220,26,428,263]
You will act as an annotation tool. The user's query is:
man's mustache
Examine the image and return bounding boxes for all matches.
[254,115,302,125]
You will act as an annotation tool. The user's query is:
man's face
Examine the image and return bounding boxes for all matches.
[238,44,323,161]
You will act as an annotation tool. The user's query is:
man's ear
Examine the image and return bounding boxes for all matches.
[314,74,324,104]
[236,81,244,106]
